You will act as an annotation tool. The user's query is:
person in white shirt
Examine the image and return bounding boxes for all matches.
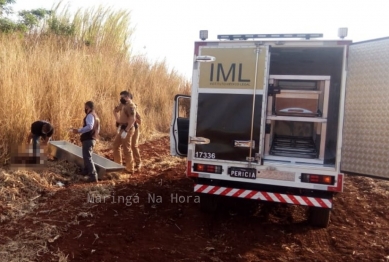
[70,101,101,182]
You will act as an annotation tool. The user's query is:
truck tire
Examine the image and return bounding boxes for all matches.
[199,194,219,213]
[309,207,331,228]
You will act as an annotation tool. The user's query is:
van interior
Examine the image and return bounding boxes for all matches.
[265,46,345,168]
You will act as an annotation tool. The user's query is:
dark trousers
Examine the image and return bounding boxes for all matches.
[82,140,97,178]
[31,135,41,163]
[32,135,40,154]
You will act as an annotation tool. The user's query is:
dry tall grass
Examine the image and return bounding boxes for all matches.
[0,2,190,163]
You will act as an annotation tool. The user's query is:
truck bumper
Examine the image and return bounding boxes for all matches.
[194,183,333,209]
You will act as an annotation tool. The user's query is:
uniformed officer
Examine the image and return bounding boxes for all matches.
[130,94,142,172]
[113,91,137,174]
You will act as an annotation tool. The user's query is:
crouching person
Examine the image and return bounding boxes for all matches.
[26,120,54,164]
[71,101,101,183]
[27,120,54,151]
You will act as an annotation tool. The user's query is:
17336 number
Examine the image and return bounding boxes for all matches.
[195,152,216,159]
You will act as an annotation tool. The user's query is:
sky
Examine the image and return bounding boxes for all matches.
[10,0,388,80]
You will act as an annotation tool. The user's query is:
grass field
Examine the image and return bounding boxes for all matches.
[0,2,190,163]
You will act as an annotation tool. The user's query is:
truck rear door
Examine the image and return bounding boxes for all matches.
[170,95,191,156]
[191,44,270,164]
[341,37,389,179]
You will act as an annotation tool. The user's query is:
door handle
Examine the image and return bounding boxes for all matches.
[234,140,255,149]
[189,137,210,144]
[195,56,216,62]
[280,107,313,114]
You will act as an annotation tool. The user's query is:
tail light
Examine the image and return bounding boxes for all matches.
[301,173,335,185]
[193,163,222,174]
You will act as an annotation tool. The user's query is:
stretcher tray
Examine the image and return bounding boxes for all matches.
[48,140,125,179]
[270,135,318,159]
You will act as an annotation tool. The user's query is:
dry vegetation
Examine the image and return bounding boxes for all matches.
[0,2,190,260]
[2,3,389,262]
[0,1,190,163]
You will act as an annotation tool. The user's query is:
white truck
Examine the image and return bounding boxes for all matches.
[170,29,389,227]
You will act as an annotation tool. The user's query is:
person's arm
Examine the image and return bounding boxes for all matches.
[113,104,121,125]
[75,114,95,134]
[136,112,141,125]
[27,132,33,144]
[42,136,51,145]
[42,129,54,145]
[114,112,120,123]
[113,108,120,122]
[27,122,36,143]
[125,106,136,132]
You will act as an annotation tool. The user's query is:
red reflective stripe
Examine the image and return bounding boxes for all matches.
[261,192,273,202]
[287,195,301,205]
[232,189,245,197]
[273,193,285,202]
[315,198,331,208]
[196,185,209,193]
[193,185,332,208]
[220,188,233,196]
[245,191,257,199]
[208,186,221,194]
[300,196,314,207]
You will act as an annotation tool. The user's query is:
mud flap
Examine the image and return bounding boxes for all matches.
[199,193,219,213]
[308,207,331,228]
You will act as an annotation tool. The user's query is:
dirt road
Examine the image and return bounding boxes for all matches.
[1,135,389,262]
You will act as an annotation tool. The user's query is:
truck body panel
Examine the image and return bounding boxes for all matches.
[341,37,389,180]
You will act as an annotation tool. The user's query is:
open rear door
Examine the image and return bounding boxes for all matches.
[341,37,389,179]
[192,44,270,164]
[170,95,191,156]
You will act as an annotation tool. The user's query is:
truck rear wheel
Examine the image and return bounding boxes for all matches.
[199,194,219,213]
[309,207,331,228]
